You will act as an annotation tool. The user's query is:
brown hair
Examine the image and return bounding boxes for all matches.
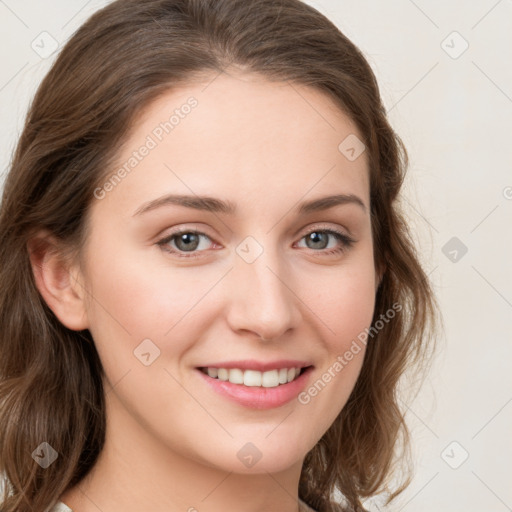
[0,1,438,511]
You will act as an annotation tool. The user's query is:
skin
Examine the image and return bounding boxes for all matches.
[31,69,379,512]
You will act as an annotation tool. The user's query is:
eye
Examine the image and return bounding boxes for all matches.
[157,226,355,259]
[157,229,215,258]
[295,228,355,256]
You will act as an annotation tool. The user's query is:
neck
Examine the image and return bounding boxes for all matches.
[60,390,305,512]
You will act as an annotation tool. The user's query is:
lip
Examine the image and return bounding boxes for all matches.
[196,359,312,372]
[195,364,314,410]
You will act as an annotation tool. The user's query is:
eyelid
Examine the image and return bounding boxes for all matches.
[298,222,352,238]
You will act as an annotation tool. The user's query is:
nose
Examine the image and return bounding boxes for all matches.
[225,243,302,341]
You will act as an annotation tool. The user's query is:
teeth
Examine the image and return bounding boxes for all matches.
[229,368,244,384]
[262,369,278,388]
[202,367,303,387]
[244,370,261,387]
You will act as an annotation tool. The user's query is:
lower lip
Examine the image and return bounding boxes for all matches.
[196,367,313,410]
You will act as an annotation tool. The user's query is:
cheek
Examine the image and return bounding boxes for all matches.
[85,236,217,330]
[81,239,221,382]
[296,256,376,429]
[314,255,377,352]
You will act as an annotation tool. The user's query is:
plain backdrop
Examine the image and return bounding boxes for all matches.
[0,1,511,511]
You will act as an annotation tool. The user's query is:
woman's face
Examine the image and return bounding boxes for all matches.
[78,71,377,474]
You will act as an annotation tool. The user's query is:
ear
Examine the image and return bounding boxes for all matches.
[27,231,89,331]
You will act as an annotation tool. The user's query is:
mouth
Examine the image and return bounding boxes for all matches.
[197,366,310,388]
[195,363,314,409]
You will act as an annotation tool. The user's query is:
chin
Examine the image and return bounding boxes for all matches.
[191,431,312,475]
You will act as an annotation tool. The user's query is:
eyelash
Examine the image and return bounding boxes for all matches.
[156,226,355,259]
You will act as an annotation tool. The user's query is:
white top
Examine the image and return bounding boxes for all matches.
[50,502,73,512]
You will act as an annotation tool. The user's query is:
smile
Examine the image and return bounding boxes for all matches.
[199,367,303,387]
[196,363,314,409]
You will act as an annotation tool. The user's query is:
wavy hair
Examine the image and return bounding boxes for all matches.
[0,1,438,511]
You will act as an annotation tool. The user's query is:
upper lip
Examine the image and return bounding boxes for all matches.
[197,359,313,372]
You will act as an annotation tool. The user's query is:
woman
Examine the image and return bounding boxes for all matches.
[0,0,437,511]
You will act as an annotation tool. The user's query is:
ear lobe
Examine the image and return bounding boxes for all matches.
[27,231,89,331]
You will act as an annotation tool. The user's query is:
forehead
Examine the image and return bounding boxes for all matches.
[95,71,370,218]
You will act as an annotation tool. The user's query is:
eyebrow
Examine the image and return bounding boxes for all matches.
[132,193,367,217]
